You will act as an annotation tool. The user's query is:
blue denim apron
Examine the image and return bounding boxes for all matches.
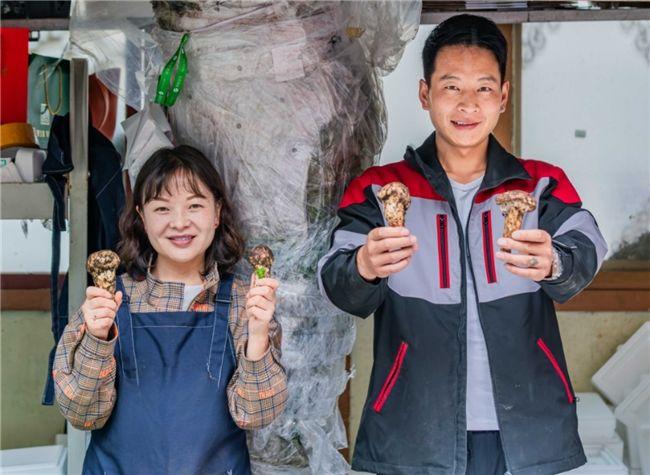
[83,274,251,474]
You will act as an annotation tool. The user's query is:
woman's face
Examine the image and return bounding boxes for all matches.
[139,172,220,269]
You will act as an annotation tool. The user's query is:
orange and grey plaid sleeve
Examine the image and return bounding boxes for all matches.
[227,279,288,430]
[52,307,118,430]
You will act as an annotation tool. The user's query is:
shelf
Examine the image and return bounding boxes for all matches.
[0,183,54,220]
[1,18,70,31]
[420,7,650,24]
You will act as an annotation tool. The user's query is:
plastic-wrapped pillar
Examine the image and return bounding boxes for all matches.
[70,1,420,472]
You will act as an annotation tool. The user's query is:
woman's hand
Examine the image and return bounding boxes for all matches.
[81,287,123,340]
[496,229,554,281]
[245,276,279,360]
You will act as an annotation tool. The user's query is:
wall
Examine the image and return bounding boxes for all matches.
[1,311,65,449]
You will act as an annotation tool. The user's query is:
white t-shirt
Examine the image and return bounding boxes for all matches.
[449,175,500,431]
[182,284,204,311]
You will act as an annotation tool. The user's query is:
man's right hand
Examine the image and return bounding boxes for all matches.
[356,227,418,281]
[81,287,122,341]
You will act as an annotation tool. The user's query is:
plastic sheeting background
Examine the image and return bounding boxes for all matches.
[69,1,420,473]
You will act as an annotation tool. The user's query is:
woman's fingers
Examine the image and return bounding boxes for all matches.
[114,291,123,308]
[86,286,113,300]
[246,295,274,312]
[91,317,115,329]
[248,306,273,322]
[90,307,116,320]
[247,285,276,301]
[255,278,279,289]
[82,287,121,340]
[87,297,118,311]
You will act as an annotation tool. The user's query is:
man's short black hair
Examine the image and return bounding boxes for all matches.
[422,14,507,84]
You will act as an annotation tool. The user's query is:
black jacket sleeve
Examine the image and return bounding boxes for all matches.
[318,176,388,318]
[537,168,608,303]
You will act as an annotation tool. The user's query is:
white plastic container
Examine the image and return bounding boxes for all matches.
[560,446,628,474]
[0,445,67,474]
[583,434,624,462]
[0,148,45,183]
[615,376,650,472]
[625,425,641,470]
[576,393,617,442]
[638,424,650,475]
[592,322,650,405]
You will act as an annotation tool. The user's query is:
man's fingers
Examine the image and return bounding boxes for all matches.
[381,235,417,253]
[359,228,418,280]
[369,226,410,241]
[379,257,412,276]
[511,229,549,243]
[496,251,549,269]
[497,237,542,255]
[503,263,546,281]
[374,247,416,266]
[370,236,417,254]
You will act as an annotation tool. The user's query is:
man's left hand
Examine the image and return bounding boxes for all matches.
[496,229,553,281]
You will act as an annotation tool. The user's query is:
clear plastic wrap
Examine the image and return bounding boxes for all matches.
[70,2,421,472]
[68,1,162,109]
[121,102,173,184]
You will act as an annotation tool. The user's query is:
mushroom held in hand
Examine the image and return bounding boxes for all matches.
[248,245,274,279]
[377,182,411,227]
[86,250,121,295]
[495,190,537,252]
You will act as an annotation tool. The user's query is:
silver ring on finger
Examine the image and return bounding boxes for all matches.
[527,256,539,268]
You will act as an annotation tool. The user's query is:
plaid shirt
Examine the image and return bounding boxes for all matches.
[53,265,287,431]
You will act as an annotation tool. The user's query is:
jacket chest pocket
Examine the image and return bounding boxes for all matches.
[481,210,498,284]
[436,214,451,289]
[372,341,409,413]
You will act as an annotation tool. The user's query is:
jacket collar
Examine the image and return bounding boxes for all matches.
[405,132,531,203]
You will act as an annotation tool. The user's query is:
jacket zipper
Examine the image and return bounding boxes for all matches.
[482,211,498,284]
[464,201,513,473]
[537,338,575,404]
[373,341,409,413]
[408,147,519,471]
[437,214,450,289]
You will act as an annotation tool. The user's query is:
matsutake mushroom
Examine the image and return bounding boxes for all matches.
[377,182,411,227]
[248,245,274,280]
[495,190,537,252]
[86,250,121,295]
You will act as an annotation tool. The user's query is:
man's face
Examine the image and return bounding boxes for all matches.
[419,45,509,151]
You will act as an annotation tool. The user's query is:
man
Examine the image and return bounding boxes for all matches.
[318,14,607,475]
